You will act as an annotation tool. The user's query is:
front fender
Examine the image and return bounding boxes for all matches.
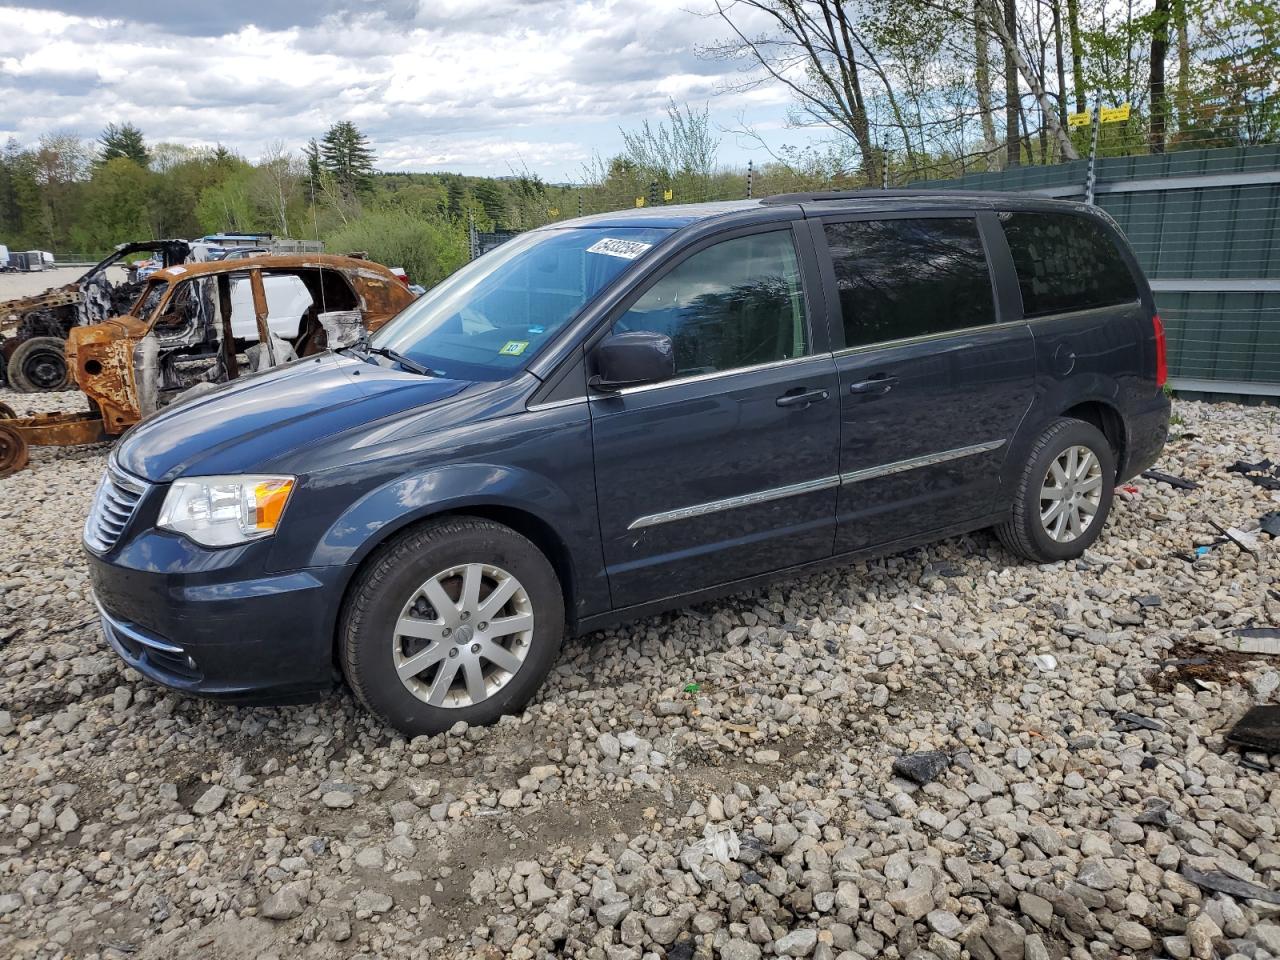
[310,461,581,568]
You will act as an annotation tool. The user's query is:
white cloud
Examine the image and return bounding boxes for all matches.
[0,1,810,178]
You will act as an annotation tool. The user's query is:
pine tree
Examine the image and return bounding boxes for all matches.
[98,122,149,167]
[211,143,237,168]
[304,138,322,204]
[319,121,376,194]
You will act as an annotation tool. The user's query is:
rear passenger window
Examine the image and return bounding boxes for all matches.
[999,212,1138,317]
[824,218,994,348]
[613,230,808,377]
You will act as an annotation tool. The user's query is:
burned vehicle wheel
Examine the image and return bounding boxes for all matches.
[7,337,69,392]
[340,517,564,737]
[0,401,17,419]
[0,424,29,477]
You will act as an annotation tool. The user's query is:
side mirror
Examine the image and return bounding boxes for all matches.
[589,331,676,392]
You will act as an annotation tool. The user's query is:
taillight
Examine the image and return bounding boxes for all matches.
[1152,314,1168,387]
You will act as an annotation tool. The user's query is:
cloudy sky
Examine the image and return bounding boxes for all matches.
[0,0,810,180]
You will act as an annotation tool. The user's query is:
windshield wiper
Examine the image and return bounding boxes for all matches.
[362,345,437,377]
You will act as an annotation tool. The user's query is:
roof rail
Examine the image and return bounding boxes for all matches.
[758,188,1054,205]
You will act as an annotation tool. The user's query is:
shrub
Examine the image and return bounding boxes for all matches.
[326,208,468,289]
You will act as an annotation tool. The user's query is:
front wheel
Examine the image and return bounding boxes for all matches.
[996,418,1116,563]
[340,517,564,736]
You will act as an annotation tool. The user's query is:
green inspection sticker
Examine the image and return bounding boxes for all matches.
[499,340,530,356]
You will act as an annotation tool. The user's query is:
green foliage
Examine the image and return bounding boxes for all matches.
[320,121,376,195]
[325,208,468,289]
[98,122,149,168]
[73,158,152,252]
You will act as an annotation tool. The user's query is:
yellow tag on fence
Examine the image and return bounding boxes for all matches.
[1100,103,1131,123]
[1068,111,1091,127]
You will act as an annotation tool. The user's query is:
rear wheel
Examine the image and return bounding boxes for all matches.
[996,418,1115,562]
[340,517,564,736]
[7,337,69,392]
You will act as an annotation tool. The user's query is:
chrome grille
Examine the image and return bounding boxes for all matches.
[84,463,149,554]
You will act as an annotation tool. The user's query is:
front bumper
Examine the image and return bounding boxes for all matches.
[88,535,350,705]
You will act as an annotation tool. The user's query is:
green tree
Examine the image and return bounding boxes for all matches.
[473,179,508,228]
[98,122,149,167]
[195,162,258,234]
[73,157,152,252]
[319,121,376,194]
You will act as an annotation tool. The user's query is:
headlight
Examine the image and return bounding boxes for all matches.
[158,475,295,547]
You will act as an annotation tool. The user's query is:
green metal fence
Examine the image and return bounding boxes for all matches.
[911,145,1280,398]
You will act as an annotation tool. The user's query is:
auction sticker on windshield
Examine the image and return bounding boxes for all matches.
[586,238,653,260]
[499,340,530,356]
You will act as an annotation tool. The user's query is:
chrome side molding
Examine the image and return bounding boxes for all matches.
[626,438,1006,530]
[839,439,1006,485]
[627,475,841,530]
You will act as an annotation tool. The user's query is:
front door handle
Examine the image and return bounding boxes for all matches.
[776,388,830,408]
[848,375,899,395]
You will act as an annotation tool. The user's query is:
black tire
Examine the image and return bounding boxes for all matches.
[996,418,1116,563]
[7,337,69,392]
[340,516,565,736]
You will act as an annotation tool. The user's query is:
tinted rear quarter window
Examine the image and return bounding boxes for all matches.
[999,211,1138,317]
[824,218,995,348]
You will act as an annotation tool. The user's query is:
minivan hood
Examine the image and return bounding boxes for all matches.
[115,352,470,482]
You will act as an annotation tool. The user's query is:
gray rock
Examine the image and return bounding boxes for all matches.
[1114,921,1153,950]
[54,805,78,832]
[643,914,682,945]
[192,785,228,816]
[888,885,933,920]
[926,910,962,939]
[354,890,393,914]
[720,939,762,960]
[981,916,1026,960]
[261,881,309,920]
[597,899,631,927]
[1076,857,1116,891]
[774,928,818,957]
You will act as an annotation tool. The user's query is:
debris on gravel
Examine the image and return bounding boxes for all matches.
[1,390,1278,960]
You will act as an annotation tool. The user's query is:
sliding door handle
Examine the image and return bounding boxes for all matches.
[776,388,830,408]
[848,375,899,395]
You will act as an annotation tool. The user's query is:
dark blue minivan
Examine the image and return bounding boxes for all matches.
[85,192,1170,735]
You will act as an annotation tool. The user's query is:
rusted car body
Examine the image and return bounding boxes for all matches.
[0,254,416,476]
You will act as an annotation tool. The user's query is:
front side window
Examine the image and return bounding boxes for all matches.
[612,230,808,377]
[824,217,995,349]
[373,226,672,381]
[999,211,1138,317]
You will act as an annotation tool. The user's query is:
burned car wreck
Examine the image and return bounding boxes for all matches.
[0,254,416,476]
[0,240,190,392]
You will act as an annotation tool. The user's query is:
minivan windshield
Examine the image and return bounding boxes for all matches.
[369,226,672,381]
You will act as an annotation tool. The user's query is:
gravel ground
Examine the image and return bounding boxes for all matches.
[0,267,99,301]
[1,388,1279,960]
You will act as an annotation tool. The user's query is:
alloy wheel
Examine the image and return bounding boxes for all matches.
[392,562,534,708]
[1039,444,1103,543]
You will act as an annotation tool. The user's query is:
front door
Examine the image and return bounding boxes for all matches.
[814,212,1036,553]
[590,226,840,609]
